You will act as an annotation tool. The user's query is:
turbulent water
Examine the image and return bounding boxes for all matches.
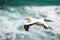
[0,6,60,40]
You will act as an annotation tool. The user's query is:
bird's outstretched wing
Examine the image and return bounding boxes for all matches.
[24,22,37,31]
[24,25,30,31]
[44,19,53,22]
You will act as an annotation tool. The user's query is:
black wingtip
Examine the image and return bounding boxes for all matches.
[24,25,29,31]
[44,19,53,22]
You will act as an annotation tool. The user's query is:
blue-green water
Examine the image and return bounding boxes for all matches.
[0,6,60,40]
[0,0,60,40]
[0,0,60,6]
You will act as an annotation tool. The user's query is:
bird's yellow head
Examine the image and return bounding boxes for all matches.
[25,16,32,21]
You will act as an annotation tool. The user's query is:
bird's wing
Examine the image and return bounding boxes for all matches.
[24,25,30,31]
[24,22,37,31]
[44,19,53,22]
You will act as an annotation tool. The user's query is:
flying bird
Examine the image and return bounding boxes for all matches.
[24,16,53,31]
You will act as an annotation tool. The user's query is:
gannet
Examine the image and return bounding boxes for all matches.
[24,16,53,31]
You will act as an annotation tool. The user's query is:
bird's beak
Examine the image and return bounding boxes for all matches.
[24,19,26,20]
[24,18,27,20]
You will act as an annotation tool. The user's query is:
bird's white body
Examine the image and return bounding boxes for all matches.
[25,18,48,27]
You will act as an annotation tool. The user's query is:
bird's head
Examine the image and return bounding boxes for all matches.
[25,16,32,21]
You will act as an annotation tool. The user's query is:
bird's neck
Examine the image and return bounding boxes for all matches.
[30,18,36,21]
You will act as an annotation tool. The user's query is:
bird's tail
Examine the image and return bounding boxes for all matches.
[48,27,53,30]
